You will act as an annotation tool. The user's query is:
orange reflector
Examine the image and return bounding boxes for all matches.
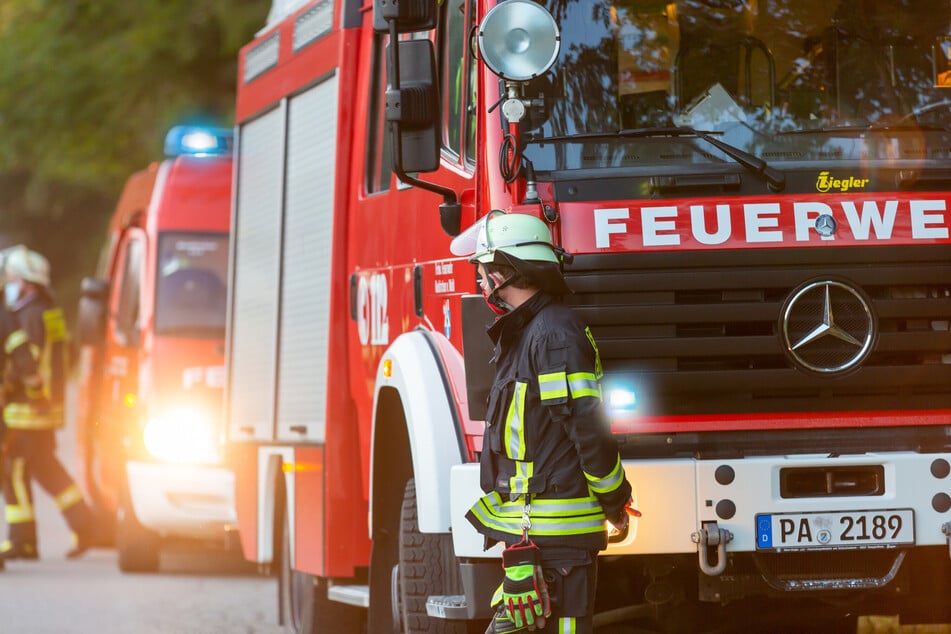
[282,462,321,473]
[383,358,393,378]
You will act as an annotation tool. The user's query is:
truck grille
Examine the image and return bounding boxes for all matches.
[563,246,951,416]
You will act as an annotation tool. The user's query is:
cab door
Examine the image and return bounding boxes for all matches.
[98,229,147,507]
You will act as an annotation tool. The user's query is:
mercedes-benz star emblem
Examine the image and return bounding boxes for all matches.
[780,279,875,374]
[815,214,837,237]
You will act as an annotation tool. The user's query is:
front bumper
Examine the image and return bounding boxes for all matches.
[451,451,951,557]
[126,461,236,540]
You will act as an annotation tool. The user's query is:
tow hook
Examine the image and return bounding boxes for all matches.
[691,521,734,576]
[943,522,951,560]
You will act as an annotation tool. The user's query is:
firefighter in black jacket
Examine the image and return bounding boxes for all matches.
[0,296,46,571]
[451,212,638,634]
[0,246,97,561]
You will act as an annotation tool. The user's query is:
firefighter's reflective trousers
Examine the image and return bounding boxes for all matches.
[2,428,93,553]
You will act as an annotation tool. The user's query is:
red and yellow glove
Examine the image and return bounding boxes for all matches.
[498,540,551,630]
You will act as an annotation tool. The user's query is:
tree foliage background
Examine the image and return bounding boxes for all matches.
[0,0,269,320]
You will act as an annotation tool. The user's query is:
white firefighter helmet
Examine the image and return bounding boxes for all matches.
[5,246,51,287]
[450,210,560,265]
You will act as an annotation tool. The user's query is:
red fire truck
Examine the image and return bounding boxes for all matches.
[76,126,236,572]
[226,0,951,631]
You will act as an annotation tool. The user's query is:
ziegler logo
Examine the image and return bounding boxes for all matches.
[816,171,869,193]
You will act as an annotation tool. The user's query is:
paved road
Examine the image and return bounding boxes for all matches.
[0,544,285,634]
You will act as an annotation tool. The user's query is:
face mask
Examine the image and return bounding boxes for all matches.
[481,272,513,316]
[4,282,20,307]
[482,286,509,316]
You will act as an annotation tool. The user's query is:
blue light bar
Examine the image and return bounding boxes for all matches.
[164,126,233,157]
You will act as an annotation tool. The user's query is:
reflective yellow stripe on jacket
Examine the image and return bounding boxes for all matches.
[584,455,626,495]
[3,402,64,430]
[538,370,602,403]
[4,328,28,354]
[468,491,607,538]
[503,381,533,494]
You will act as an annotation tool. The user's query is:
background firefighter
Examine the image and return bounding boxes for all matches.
[0,246,97,561]
[451,211,638,633]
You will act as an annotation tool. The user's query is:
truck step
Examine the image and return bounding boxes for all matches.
[327,584,369,608]
[426,595,468,620]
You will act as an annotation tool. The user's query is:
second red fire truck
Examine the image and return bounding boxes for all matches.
[76,126,236,572]
[225,0,951,631]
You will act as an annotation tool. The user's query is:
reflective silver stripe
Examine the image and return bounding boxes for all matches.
[559,617,577,634]
[568,372,601,399]
[528,496,606,516]
[538,371,568,401]
[491,583,504,607]
[4,505,34,524]
[4,403,33,425]
[3,403,60,429]
[7,458,34,523]
[585,456,625,494]
[504,382,527,460]
[4,329,27,354]
[509,461,533,496]
[470,492,607,537]
[54,484,84,511]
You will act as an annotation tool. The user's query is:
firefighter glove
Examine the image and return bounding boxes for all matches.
[498,540,550,630]
[610,497,642,534]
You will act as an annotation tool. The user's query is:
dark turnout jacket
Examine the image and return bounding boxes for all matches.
[466,292,632,551]
[4,291,68,430]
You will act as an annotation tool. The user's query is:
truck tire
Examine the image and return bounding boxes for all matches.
[116,486,160,573]
[399,479,466,634]
[279,500,365,634]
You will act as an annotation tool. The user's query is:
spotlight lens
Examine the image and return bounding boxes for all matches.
[478,0,560,81]
[507,29,530,55]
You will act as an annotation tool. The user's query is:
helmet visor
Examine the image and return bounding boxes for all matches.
[448,215,487,258]
[449,210,509,262]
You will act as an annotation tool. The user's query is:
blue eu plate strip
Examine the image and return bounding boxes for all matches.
[756,514,773,548]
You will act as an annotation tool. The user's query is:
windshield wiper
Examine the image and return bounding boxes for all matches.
[782,123,950,134]
[527,126,786,192]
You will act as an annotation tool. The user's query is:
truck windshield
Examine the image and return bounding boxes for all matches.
[521,0,951,172]
[154,233,228,337]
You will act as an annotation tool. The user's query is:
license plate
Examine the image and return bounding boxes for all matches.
[755,509,915,551]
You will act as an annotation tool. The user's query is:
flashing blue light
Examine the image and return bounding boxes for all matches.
[604,386,638,416]
[164,125,233,157]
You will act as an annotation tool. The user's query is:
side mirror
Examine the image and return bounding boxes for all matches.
[77,277,108,347]
[373,0,436,34]
[374,0,459,218]
[386,39,440,174]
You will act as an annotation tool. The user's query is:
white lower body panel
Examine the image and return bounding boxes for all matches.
[126,461,237,539]
[451,451,951,558]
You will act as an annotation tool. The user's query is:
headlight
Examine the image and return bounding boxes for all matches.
[143,407,220,464]
[478,0,560,82]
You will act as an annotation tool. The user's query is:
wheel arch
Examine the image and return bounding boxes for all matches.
[258,448,294,566]
[370,329,466,535]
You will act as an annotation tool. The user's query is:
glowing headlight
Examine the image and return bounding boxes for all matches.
[478,0,560,82]
[143,408,220,464]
